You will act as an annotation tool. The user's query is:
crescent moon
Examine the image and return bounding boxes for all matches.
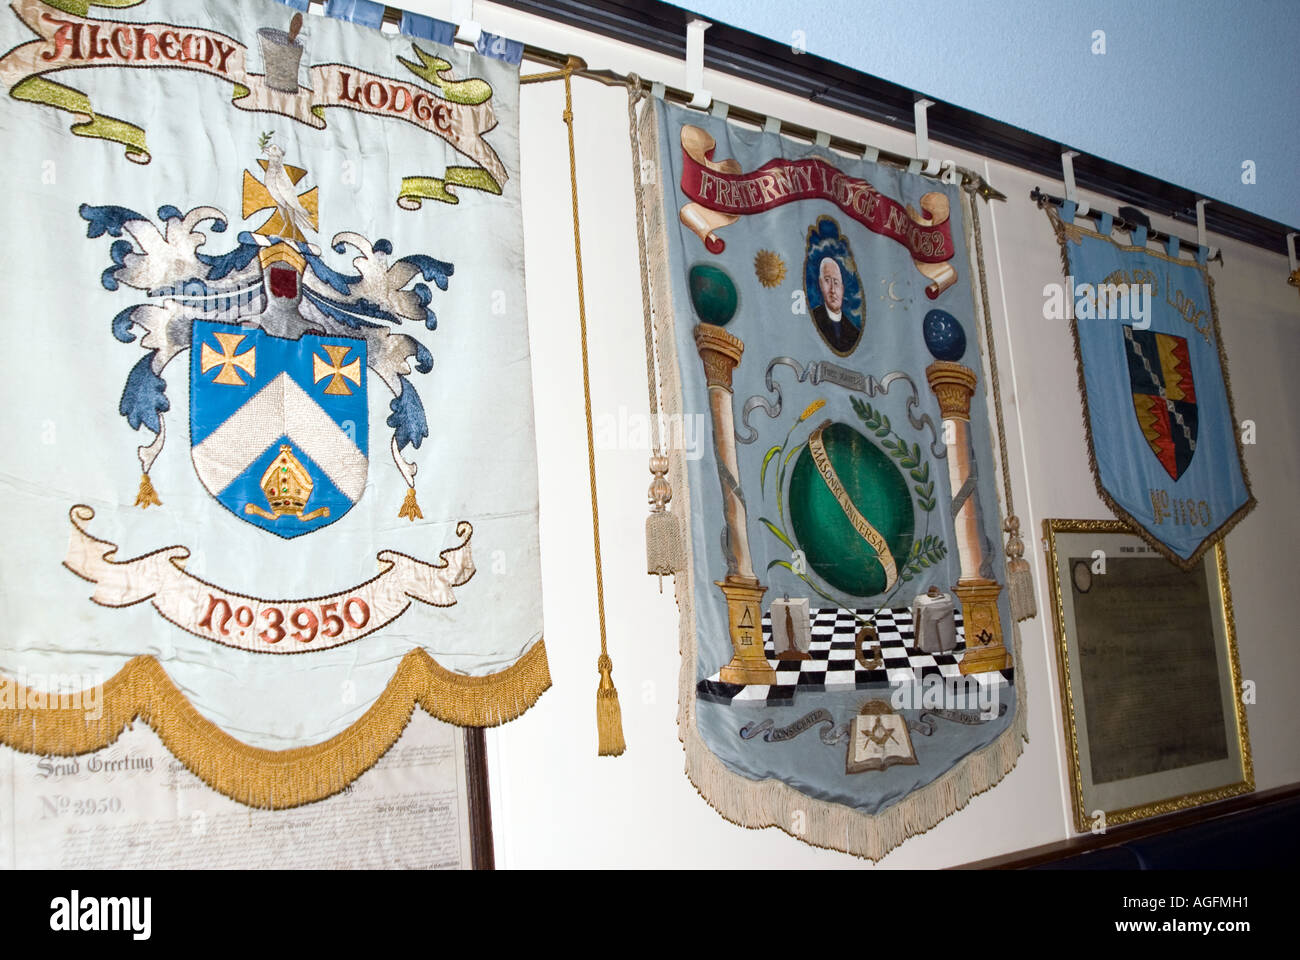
[887,280,903,301]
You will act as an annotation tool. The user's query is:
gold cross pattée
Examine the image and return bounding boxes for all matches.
[313,344,362,396]
[200,332,257,386]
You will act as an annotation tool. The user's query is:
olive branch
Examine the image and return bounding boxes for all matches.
[851,396,936,511]
[899,534,948,584]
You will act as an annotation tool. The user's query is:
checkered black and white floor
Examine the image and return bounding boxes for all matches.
[696,607,1014,706]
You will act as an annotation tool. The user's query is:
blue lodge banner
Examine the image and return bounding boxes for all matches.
[0,0,548,806]
[641,99,1027,860]
[1046,207,1255,568]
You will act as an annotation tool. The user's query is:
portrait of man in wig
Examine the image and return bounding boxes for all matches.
[804,217,864,355]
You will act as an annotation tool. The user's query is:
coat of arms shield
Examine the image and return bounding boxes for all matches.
[190,319,369,537]
[1123,325,1198,481]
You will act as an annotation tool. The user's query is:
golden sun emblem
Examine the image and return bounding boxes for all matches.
[753,249,786,288]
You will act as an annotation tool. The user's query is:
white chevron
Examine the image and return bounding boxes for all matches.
[192,372,368,503]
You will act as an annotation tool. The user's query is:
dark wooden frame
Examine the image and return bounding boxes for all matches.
[463,728,495,870]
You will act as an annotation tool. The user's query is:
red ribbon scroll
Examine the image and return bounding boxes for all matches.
[677,124,953,266]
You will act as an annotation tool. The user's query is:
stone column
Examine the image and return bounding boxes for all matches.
[926,363,982,578]
[925,360,1010,674]
[695,324,776,685]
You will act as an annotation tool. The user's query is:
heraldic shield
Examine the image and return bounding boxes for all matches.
[190,319,369,537]
[1123,325,1198,481]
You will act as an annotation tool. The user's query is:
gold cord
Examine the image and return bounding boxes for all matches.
[963,182,1037,619]
[961,184,1017,517]
[558,62,625,755]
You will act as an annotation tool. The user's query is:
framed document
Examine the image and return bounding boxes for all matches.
[1042,519,1252,832]
[0,715,493,869]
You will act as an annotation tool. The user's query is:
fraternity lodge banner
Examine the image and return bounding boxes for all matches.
[0,0,548,806]
[1045,207,1255,568]
[641,99,1027,860]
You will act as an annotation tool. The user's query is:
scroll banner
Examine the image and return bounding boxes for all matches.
[678,124,958,297]
[0,0,505,206]
[65,506,474,653]
[1047,208,1255,568]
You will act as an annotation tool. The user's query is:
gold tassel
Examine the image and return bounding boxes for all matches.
[135,473,161,509]
[1004,515,1037,621]
[398,486,423,521]
[646,454,683,592]
[596,653,626,756]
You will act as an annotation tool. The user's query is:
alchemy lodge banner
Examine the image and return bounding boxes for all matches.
[1046,208,1255,568]
[642,100,1026,859]
[0,0,548,806]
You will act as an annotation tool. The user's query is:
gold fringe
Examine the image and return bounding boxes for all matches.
[397,486,423,521]
[0,640,550,810]
[1041,204,1257,571]
[135,473,161,509]
[595,653,626,756]
[641,104,1027,860]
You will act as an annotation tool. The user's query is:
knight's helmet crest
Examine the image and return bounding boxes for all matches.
[89,134,453,532]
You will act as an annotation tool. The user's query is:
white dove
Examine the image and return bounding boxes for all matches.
[259,133,315,240]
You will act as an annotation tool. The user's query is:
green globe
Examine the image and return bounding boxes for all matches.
[787,421,915,598]
[688,263,738,326]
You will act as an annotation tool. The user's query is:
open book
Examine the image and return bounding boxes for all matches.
[846,701,918,774]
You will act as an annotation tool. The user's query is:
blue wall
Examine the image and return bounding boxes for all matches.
[687,0,1299,230]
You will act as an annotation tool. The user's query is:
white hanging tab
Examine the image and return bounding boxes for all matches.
[862,145,879,164]
[685,19,712,109]
[1060,150,1090,218]
[1195,198,1219,261]
[763,116,781,135]
[912,98,941,176]
[451,0,481,45]
[814,130,830,148]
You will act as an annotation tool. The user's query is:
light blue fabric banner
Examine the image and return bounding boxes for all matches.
[0,0,545,804]
[648,98,1024,859]
[1053,212,1254,566]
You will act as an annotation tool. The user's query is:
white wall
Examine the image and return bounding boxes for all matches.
[413,1,1300,868]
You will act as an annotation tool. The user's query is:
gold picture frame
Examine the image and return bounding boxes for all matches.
[1043,519,1253,833]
